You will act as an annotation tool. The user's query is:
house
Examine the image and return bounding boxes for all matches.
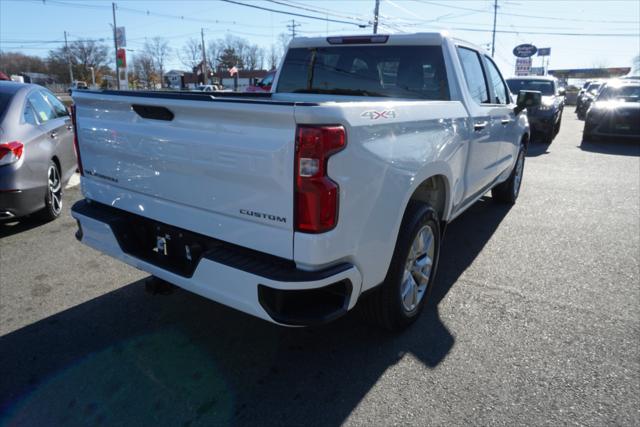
[218,69,270,91]
[164,69,190,89]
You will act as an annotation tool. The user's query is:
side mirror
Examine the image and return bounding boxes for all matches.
[558,87,566,96]
[515,90,541,114]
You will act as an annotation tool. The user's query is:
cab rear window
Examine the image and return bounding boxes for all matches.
[277,45,450,100]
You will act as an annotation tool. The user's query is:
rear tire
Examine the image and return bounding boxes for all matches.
[359,200,441,331]
[36,160,63,222]
[492,142,525,204]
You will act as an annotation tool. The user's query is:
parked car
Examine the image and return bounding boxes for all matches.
[0,82,77,221]
[575,80,592,112]
[68,81,88,95]
[506,76,565,144]
[71,33,538,330]
[245,71,275,93]
[583,80,640,141]
[194,84,223,92]
[576,81,604,120]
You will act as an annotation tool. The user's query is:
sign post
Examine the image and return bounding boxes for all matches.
[537,47,551,75]
[114,24,127,89]
[116,48,127,89]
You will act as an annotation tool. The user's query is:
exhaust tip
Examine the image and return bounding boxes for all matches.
[0,211,15,219]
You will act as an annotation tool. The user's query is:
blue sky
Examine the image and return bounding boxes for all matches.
[1,0,638,76]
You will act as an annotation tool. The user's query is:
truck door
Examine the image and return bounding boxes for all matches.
[483,55,518,177]
[456,46,501,199]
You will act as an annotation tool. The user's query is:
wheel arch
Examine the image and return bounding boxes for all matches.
[51,155,61,174]
[407,174,450,225]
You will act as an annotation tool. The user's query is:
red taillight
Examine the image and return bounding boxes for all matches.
[295,125,346,233]
[0,141,24,165]
[70,104,84,175]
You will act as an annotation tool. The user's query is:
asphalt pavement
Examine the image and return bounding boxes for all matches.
[0,114,638,426]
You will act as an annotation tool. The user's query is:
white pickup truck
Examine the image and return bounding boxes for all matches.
[71,33,540,330]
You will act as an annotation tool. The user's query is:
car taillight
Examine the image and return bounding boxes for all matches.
[70,104,84,175]
[0,141,24,166]
[295,125,346,233]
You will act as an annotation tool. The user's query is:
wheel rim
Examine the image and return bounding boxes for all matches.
[513,150,525,198]
[401,225,435,313]
[48,164,62,215]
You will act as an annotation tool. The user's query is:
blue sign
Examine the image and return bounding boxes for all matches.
[513,44,538,58]
[537,47,551,56]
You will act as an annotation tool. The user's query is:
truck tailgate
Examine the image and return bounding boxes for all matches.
[73,91,296,259]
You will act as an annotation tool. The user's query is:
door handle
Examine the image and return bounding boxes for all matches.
[50,131,58,139]
[474,121,488,131]
[501,119,511,125]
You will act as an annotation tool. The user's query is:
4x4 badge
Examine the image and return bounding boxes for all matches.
[361,110,397,120]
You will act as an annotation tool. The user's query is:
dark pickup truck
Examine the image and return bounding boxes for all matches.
[507,76,565,144]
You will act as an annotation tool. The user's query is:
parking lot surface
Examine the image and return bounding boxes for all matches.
[0,114,638,426]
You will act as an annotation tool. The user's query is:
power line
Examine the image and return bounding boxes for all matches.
[34,0,278,29]
[265,0,369,23]
[413,0,640,24]
[451,28,639,37]
[219,0,368,28]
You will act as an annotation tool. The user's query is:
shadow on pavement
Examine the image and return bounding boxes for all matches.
[0,216,51,239]
[0,198,511,426]
[525,141,550,157]
[579,138,640,156]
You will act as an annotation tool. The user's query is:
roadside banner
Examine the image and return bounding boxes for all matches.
[115,27,126,48]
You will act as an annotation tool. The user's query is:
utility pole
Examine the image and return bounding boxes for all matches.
[491,0,498,57]
[112,2,119,89]
[287,19,300,38]
[373,0,380,34]
[201,28,208,84]
[64,31,74,85]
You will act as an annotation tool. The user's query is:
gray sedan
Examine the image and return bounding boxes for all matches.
[0,82,77,221]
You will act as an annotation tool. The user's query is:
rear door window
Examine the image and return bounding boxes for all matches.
[23,101,39,125]
[484,56,510,104]
[27,91,56,123]
[41,90,69,117]
[457,47,489,104]
[277,45,450,100]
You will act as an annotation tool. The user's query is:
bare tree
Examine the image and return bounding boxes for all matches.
[206,40,220,71]
[244,44,262,71]
[268,45,279,70]
[179,38,201,71]
[0,51,47,76]
[47,40,110,84]
[143,37,171,87]
[131,53,157,88]
[278,33,292,58]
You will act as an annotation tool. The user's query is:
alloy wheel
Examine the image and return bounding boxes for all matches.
[400,225,435,313]
[48,164,62,216]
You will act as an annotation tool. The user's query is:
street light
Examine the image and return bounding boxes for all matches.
[88,66,96,87]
